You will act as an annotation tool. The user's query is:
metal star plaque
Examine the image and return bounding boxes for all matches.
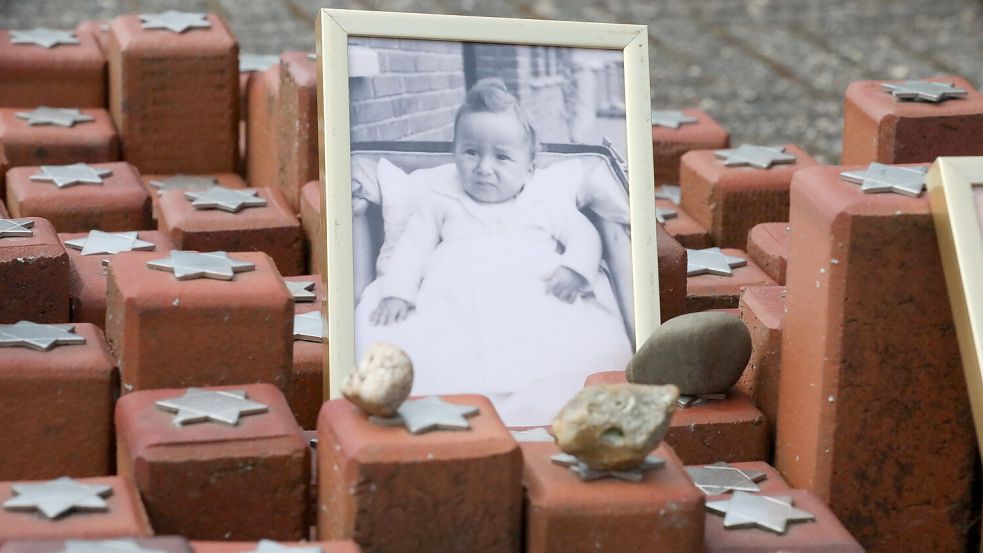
[155,388,269,427]
[10,28,80,48]
[651,110,697,129]
[64,231,156,256]
[30,163,112,188]
[149,175,218,196]
[0,218,34,238]
[840,163,929,198]
[370,396,479,434]
[656,207,677,224]
[58,540,167,553]
[551,453,665,482]
[510,427,555,442]
[715,145,796,169]
[294,311,326,342]
[881,80,967,103]
[655,184,681,205]
[2,477,112,519]
[146,251,256,281]
[686,461,767,495]
[139,11,211,33]
[246,540,323,553]
[185,186,267,213]
[15,107,94,127]
[0,321,86,351]
[686,247,747,276]
[240,54,280,73]
[677,392,727,409]
[706,491,815,534]
[286,280,316,302]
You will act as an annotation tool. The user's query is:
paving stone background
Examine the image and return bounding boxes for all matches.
[1,0,981,163]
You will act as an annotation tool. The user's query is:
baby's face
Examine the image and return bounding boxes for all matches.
[453,111,534,203]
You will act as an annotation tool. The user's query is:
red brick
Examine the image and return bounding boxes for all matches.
[107,14,238,173]
[0,199,8,218]
[0,323,116,480]
[141,172,247,222]
[0,29,105,108]
[0,217,70,324]
[317,396,522,553]
[2,537,189,553]
[680,145,818,248]
[157,186,303,276]
[276,52,318,212]
[246,63,280,188]
[299,180,322,277]
[191,541,360,553]
[657,223,687,321]
[687,248,775,311]
[116,384,309,540]
[75,21,111,54]
[842,76,983,165]
[652,108,730,186]
[0,108,118,166]
[105,251,292,392]
[0,476,152,543]
[285,274,326,430]
[746,222,789,285]
[523,441,704,553]
[658,199,713,249]
[774,165,975,552]
[737,286,785,443]
[6,162,151,233]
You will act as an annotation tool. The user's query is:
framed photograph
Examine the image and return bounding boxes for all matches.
[315,9,659,426]
[928,156,983,457]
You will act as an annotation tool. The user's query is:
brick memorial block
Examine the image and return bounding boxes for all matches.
[0,28,106,108]
[737,286,786,441]
[285,275,326,430]
[190,541,361,553]
[1,537,191,553]
[107,11,238,174]
[317,395,522,553]
[244,58,281,189]
[6,162,151,233]
[61,230,175,328]
[142,173,247,221]
[75,21,112,53]
[686,247,775,311]
[105,250,292,392]
[0,322,117,480]
[116,384,309,540]
[276,52,318,212]
[657,224,687,321]
[658,200,712,249]
[0,476,152,543]
[157,185,304,276]
[746,222,789,285]
[0,107,118,167]
[299,180,322,277]
[842,76,983,166]
[680,145,818,249]
[651,109,730,187]
[0,217,70,324]
[774,163,976,552]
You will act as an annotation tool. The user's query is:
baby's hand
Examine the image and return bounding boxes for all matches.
[370,297,413,326]
[352,196,370,216]
[544,266,589,304]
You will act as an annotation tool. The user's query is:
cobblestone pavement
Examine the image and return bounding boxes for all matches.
[2,0,981,163]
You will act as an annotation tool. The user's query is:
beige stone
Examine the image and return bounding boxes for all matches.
[342,342,414,417]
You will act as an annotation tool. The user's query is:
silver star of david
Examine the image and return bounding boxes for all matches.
[58,539,168,553]
[30,163,112,188]
[656,207,677,224]
[840,163,929,198]
[146,251,255,281]
[881,80,967,103]
[64,231,156,256]
[240,54,280,73]
[149,175,218,196]
[651,110,697,129]
[0,321,86,351]
[370,396,479,434]
[677,393,728,409]
[294,311,326,342]
[510,427,555,442]
[551,453,665,482]
[15,107,94,127]
[686,462,767,495]
[185,186,267,213]
[155,388,269,427]
[139,11,211,33]
[687,247,747,277]
[655,184,681,205]
[286,280,316,302]
[0,218,34,238]
[715,145,796,169]
[2,477,112,519]
[245,540,322,553]
[10,28,80,48]
[707,491,815,534]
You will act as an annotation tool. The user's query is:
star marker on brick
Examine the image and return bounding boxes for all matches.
[686,247,747,277]
[245,541,322,553]
[370,396,479,434]
[293,311,326,342]
[706,491,815,534]
[240,53,280,73]
[139,11,211,33]
[2,477,112,519]
[146,251,255,281]
[149,175,219,196]
[551,453,665,482]
[655,207,677,224]
[655,184,681,205]
[286,280,316,302]
[840,163,929,198]
[881,80,967,103]
[155,388,269,427]
[15,107,94,127]
[58,540,168,553]
[10,28,80,48]
[686,461,767,495]
[0,218,35,238]
[64,230,156,256]
[715,145,796,169]
[651,110,697,129]
[30,163,112,188]
[185,186,267,213]
[0,321,86,351]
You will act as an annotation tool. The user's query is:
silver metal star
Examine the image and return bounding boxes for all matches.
[840,163,929,198]
[655,207,677,224]
[686,247,747,277]
[64,231,156,256]
[655,184,681,205]
[0,218,34,238]
[155,388,269,427]
[714,145,796,169]
[240,53,280,73]
[881,80,967,103]
[286,280,316,302]
[510,427,555,442]
[651,110,697,129]
[185,186,267,213]
[30,163,112,188]
[246,540,322,553]
[58,539,168,553]
[149,175,218,196]
[139,11,211,33]
[370,396,480,434]
[10,28,80,48]
[293,311,326,342]
[677,392,727,409]
[686,462,767,495]
[551,453,666,482]
[2,477,112,519]
[0,321,86,351]
[706,491,815,534]
[146,251,256,281]
[15,107,94,127]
